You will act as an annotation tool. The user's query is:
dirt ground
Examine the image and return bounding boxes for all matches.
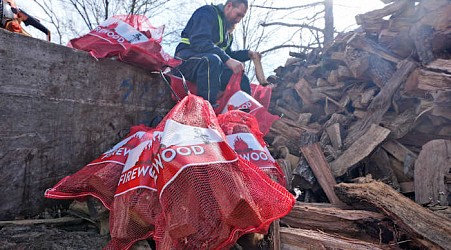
[0,223,109,250]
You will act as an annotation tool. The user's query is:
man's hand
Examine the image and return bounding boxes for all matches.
[248,50,261,61]
[225,58,244,74]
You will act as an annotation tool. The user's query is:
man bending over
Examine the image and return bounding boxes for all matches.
[174,0,259,106]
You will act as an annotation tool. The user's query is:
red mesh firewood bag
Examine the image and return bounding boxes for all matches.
[44,125,153,210]
[148,94,295,249]
[218,110,287,187]
[215,74,279,136]
[105,130,164,250]
[68,15,179,71]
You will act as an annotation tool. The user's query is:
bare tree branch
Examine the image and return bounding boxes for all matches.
[260,22,323,32]
[261,44,319,54]
[33,0,64,44]
[251,2,323,10]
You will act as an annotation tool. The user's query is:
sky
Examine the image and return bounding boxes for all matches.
[15,0,386,76]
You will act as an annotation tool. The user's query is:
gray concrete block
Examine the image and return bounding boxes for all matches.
[0,29,174,219]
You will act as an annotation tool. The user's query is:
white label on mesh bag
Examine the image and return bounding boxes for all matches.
[87,131,149,166]
[115,130,163,196]
[161,119,224,147]
[226,132,277,169]
[157,119,238,194]
[221,90,263,114]
[92,17,149,45]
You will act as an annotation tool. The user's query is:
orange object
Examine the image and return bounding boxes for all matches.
[3,19,30,36]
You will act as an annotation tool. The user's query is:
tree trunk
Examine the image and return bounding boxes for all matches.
[324,0,334,46]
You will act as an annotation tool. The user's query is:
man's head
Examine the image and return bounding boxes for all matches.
[224,0,248,26]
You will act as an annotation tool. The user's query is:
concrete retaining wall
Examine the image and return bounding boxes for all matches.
[0,29,174,219]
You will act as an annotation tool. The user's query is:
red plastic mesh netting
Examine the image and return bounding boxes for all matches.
[105,133,163,250]
[44,125,153,210]
[218,110,287,187]
[68,15,180,71]
[150,94,295,249]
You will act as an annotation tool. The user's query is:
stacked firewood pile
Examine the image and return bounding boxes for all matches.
[266,0,451,249]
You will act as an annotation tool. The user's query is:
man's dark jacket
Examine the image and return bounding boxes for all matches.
[175,4,250,63]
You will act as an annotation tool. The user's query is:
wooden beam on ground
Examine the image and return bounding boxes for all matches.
[0,217,83,227]
[300,143,344,205]
[281,202,385,237]
[270,219,280,250]
[280,227,392,250]
[335,180,451,250]
[330,124,391,177]
[414,139,451,206]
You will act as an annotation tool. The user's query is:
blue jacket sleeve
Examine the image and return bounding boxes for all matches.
[227,47,250,62]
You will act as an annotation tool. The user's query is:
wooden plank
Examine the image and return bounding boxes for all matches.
[326,123,342,150]
[347,33,402,64]
[0,217,83,227]
[337,65,353,80]
[335,181,451,250]
[276,159,293,190]
[367,54,396,87]
[281,202,385,237]
[277,146,300,172]
[368,148,400,190]
[389,155,413,182]
[316,78,330,87]
[251,53,270,86]
[280,227,391,250]
[379,29,415,58]
[399,182,415,194]
[275,106,299,121]
[271,219,280,250]
[355,0,410,24]
[330,52,345,61]
[380,108,417,139]
[300,143,343,205]
[344,46,370,78]
[410,3,451,65]
[404,68,428,96]
[433,104,451,120]
[270,119,304,139]
[399,130,451,148]
[294,78,313,105]
[416,69,451,91]
[344,60,417,147]
[297,113,312,126]
[381,139,417,164]
[327,69,339,84]
[410,24,435,65]
[414,139,451,206]
[426,59,451,74]
[331,124,390,177]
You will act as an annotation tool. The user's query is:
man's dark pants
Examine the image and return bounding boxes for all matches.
[176,53,250,105]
